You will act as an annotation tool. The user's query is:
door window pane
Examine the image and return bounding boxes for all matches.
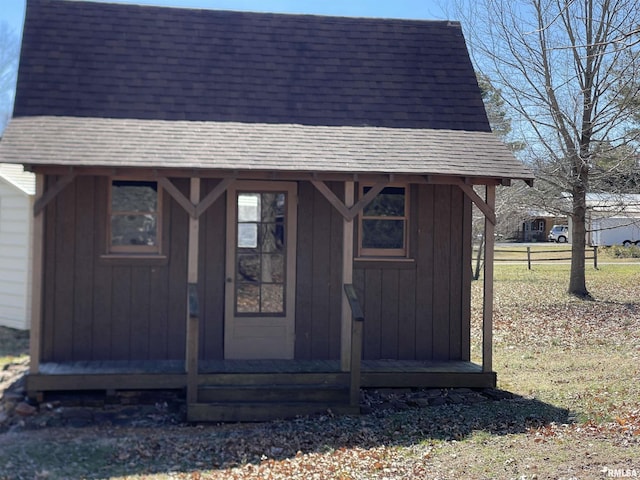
[262,254,284,283]
[235,191,287,315]
[238,193,260,221]
[261,284,284,313]
[237,284,260,313]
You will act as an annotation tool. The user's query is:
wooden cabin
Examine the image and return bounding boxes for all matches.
[0,0,533,421]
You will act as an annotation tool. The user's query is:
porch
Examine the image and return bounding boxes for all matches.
[26,358,495,422]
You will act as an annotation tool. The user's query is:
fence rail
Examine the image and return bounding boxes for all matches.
[476,246,599,270]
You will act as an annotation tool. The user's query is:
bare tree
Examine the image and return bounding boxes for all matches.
[0,21,19,135]
[473,74,526,279]
[461,0,640,297]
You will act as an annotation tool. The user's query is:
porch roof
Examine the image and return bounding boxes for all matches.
[0,116,534,183]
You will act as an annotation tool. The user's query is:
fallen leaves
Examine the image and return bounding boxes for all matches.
[1,264,639,479]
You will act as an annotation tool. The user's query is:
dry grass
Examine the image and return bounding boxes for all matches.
[1,264,639,479]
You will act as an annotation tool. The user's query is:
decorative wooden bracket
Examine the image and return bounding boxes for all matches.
[33,173,76,215]
[311,179,388,221]
[158,177,196,217]
[158,177,236,219]
[455,180,497,226]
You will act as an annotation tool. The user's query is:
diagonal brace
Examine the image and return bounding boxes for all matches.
[33,173,76,215]
[311,179,388,221]
[159,177,235,219]
[455,180,496,225]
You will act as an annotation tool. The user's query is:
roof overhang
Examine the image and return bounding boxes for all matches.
[0,116,534,185]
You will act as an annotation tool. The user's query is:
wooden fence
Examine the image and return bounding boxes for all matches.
[491,246,599,270]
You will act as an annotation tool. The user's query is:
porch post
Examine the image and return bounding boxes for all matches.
[186,178,201,404]
[341,181,355,371]
[482,184,496,373]
[29,173,45,375]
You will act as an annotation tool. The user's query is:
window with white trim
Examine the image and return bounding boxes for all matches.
[108,179,161,254]
[358,185,408,257]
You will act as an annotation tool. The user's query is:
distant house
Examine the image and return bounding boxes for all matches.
[0,163,34,330]
[520,213,566,242]
[546,193,640,245]
[0,0,533,421]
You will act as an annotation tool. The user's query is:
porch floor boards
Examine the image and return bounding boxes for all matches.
[28,360,495,397]
[37,359,482,375]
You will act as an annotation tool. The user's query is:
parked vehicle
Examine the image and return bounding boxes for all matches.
[590,217,640,247]
[548,224,569,243]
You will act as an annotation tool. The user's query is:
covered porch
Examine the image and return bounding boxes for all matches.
[27,357,495,422]
[21,166,501,422]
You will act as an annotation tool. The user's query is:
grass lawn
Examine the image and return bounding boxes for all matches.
[0,264,639,479]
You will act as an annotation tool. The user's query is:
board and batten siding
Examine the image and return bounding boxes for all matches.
[294,181,344,360]
[40,176,189,363]
[197,180,345,362]
[197,178,227,361]
[353,184,472,362]
[0,178,33,330]
[39,178,471,364]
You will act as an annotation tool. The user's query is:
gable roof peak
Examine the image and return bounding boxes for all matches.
[16,0,489,131]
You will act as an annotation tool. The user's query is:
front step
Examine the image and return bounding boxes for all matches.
[188,379,357,422]
[187,401,360,423]
[198,384,350,403]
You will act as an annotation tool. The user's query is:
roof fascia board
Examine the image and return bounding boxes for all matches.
[28,165,512,186]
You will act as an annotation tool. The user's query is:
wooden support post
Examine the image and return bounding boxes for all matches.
[341,182,355,371]
[29,174,45,375]
[186,178,200,404]
[350,318,363,407]
[527,246,532,270]
[482,185,496,373]
[344,284,365,408]
[593,246,598,270]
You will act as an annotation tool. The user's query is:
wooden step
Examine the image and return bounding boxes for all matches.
[187,402,360,423]
[197,384,349,403]
[196,372,350,386]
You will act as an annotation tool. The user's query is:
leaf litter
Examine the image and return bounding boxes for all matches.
[1,264,639,479]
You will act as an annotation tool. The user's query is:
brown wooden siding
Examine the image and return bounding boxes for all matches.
[198,179,227,361]
[294,181,343,360]
[354,184,471,362]
[41,175,189,363]
[40,177,471,365]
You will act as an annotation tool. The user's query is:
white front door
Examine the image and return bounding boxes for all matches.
[224,181,297,359]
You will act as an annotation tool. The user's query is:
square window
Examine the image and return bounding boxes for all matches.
[108,180,161,254]
[359,185,408,257]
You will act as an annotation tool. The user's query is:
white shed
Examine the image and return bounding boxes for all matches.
[0,163,35,330]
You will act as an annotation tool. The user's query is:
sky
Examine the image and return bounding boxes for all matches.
[0,0,457,35]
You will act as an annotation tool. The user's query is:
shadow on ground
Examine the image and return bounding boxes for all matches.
[0,381,572,479]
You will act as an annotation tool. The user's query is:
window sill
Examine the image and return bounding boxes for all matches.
[354,257,416,269]
[99,254,168,266]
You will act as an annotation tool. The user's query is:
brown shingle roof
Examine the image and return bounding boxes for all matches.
[2,0,534,183]
[15,0,490,131]
[0,117,533,181]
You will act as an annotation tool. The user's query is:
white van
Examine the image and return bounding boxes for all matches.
[548,224,569,243]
